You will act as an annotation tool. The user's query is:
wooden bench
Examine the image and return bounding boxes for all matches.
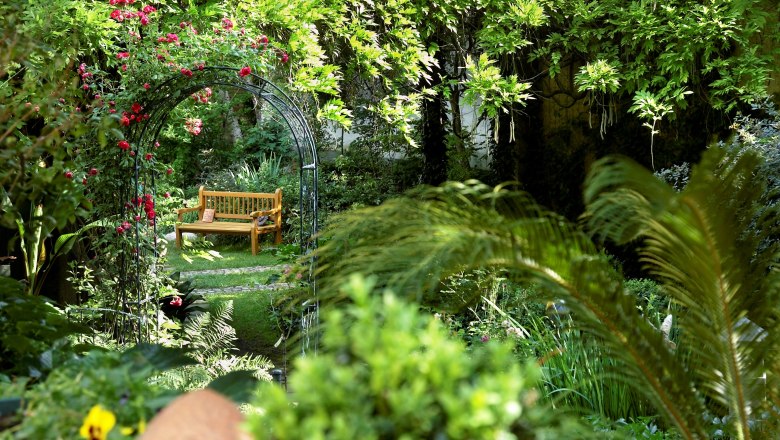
[175,186,282,255]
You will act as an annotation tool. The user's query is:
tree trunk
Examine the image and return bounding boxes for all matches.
[219,90,243,144]
[420,36,448,186]
[447,82,471,178]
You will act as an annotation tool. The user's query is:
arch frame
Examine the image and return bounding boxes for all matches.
[119,67,319,349]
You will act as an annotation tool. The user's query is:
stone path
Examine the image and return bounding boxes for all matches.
[179,265,280,278]
[180,264,292,296]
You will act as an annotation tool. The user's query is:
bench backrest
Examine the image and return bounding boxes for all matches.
[198,186,281,221]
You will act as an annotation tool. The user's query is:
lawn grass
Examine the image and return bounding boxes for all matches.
[162,240,282,272]
[207,289,289,368]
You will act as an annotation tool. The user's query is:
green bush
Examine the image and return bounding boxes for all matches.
[7,345,189,439]
[0,277,84,380]
[247,275,594,439]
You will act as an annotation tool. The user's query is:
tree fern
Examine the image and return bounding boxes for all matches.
[313,147,780,439]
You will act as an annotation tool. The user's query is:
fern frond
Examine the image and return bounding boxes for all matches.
[183,300,237,361]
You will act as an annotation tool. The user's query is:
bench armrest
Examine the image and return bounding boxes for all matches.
[250,208,280,217]
[177,206,202,221]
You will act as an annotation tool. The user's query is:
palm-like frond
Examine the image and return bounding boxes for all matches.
[315,181,708,437]
[584,148,780,438]
[314,148,780,439]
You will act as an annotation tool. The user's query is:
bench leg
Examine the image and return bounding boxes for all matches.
[175,226,182,248]
[274,227,282,245]
[251,232,258,255]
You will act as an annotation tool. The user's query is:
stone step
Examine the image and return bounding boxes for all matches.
[193,282,293,296]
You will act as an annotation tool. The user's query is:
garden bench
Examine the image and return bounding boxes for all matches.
[175,186,282,255]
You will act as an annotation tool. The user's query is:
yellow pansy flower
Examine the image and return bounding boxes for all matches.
[79,405,116,440]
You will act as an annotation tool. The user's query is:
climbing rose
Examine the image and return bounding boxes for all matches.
[143,83,150,90]
[116,52,130,59]
[118,140,130,150]
[184,118,203,136]
[181,68,193,77]
[238,66,251,77]
[142,5,156,13]
[166,168,173,175]
[139,13,149,26]
[110,9,123,21]
[258,35,268,45]
[221,17,234,30]
[64,171,73,179]
[82,177,88,185]
[116,226,124,234]
[280,52,289,63]
[145,153,153,160]
[89,167,99,176]
[131,102,142,114]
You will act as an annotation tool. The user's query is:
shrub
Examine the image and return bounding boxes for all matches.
[247,275,593,439]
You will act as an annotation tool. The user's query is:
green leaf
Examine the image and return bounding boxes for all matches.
[207,370,259,403]
[121,343,197,372]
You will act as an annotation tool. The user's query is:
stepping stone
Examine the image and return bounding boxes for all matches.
[164,231,197,241]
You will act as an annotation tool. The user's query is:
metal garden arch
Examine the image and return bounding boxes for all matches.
[125,67,319,352]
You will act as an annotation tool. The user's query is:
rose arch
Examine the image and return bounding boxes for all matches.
[122,67,319,349]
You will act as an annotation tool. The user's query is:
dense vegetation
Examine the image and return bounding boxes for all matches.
[2,0,779,438]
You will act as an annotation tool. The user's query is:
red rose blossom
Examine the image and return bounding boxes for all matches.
[238,66,251,77]
[118,140,130,150]
[145,153,153,160]
[64,171,73,179]
[116,52,130,59]
[181,68,193,77]
[89,167,99,176]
